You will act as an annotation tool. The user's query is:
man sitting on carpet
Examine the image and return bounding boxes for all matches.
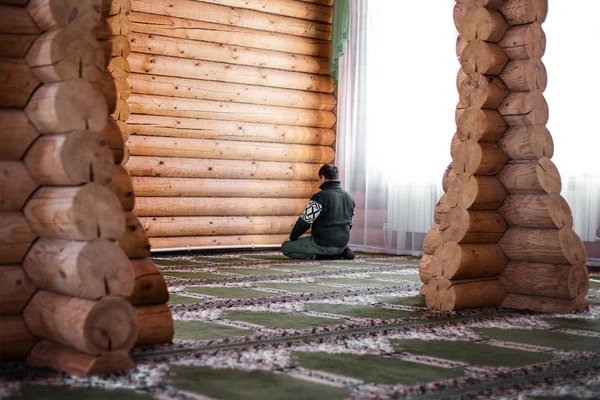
[281,164,356,260]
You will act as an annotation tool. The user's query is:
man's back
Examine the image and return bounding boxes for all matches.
[310,181,355,248]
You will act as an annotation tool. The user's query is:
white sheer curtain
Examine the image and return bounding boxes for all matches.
[337,1,600,262]
[337,0,457,254]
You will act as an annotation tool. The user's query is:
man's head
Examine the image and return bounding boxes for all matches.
[318,164,339,184]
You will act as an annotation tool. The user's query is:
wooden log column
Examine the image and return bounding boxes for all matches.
[427,0,589,313]
[94,0,173,348]
[420,0,512,310]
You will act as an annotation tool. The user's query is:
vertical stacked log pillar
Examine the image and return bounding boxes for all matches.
[0,0,143,376]
[96,0,174,347]
[420,0,588,313]
[0,1,42,363]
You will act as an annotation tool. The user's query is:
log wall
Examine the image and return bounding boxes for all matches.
[420,0,589,313]
[124,0,336,249]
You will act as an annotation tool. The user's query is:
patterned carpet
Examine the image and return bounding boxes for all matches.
[1,252,600,399]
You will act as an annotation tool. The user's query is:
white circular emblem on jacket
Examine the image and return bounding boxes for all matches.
[301,200,322,223]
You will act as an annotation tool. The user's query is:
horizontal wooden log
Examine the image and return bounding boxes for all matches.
[434,194,451,225]
[107,164,135,211]
[140,215,296,237]
[134,197,308,217]
[97,117,125,163]
[499,227,587,265]
[497,90,548,126]
[499,59,547,92]
[99,35,131,59]
[127,114,335,145]
[498,125,553,160]
[24,183,126,240]
[122,144,130,165]
[101,0,131,17]
[0,109,39,161]
[499,193,573,229]
[0,162,38,211]
[131,0,332,40]
[453,140,508,176]
[456,107,507,142]
[23,238,134,299]
[500,0,548,25]
[418,255,434,284]
[128,94,336,128]
[135,304,174,346]
[500,262,588,300]
[460,6,508,43]
[119,212,151,258]
[0,4,40,34]
[422,225,442,255]
[27,0,102,30]
[458,73,508,110]
[24,131,114,186]
[432,242,507,279]
[0,57,40,108]
[0,265,36,315]
[499,23,545,60]
[27,341,135,377]
[26,27,104,83]
[194,0,332,23]
[128,258,169,305]
[460,40,508,75]
[127,135,335,164]
[501,293,588,313]
[498,158,561,194]
[426,276,507,310]
[440,208,508,244]
[130,32,328,75]
[25,79,108,134]
[442,163,457,193]
[95,13,131,39]
[0,33,37,58]
[149,234,288,249]
[24,292,139,355]
[0,212,36,265]
[128,73,336,111]
[446,174,507,210]
[0,316,36,361]
[127,157,321,181]
[129,11,330,57]
[128,52,334,93]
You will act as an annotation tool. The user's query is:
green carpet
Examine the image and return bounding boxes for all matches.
[163,271,225,279]
[372,273,421,282]
[381,296,427,307]
[168,294,205,305]
[543,317,600,333]
[167,366,350,400]
[186,287,278,299]
[272,264,341,272]
[391,339,553,367]
[306,303,421,319]
[221,310,343,329]
[317,278,402,288]
[589,278,600,289]
[152,259,202,267]
[8,386,153,400]
[193,257,251,264]
[217,268,290,275]
[242,255,289,261]
[258,282,342,293]
[292,352,463,385]
[473,328,600,352]
[174,320,254,340]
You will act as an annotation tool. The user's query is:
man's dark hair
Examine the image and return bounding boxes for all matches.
[318,164,339,181]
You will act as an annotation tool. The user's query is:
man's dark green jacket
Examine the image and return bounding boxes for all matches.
[289,181,355,247]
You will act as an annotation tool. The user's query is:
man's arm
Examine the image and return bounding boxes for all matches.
[289,200,322,241]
